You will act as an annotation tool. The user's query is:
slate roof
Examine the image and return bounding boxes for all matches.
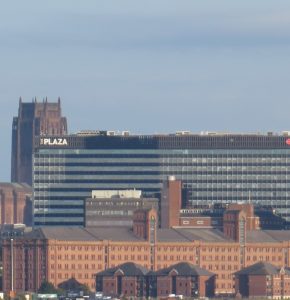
[157,228,232,242]
[224,210,241,215]
[26,227,144,241]
[85,227,143,241]
[96,262,150,277]
[174,228,232,242]
[247,230,290,243]
[17,227,290,244]
[23,228,46,240]
[235,262,290,276]
[35,227,98,241]
[151,262,214,277]
[20,227,232,242]
[58,278,83,290]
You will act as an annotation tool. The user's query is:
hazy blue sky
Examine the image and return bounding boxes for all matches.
[1,1,290,181]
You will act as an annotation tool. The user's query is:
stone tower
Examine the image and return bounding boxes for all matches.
[11,97,68,185]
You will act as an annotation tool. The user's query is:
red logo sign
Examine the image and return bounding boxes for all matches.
[286,139,290,145]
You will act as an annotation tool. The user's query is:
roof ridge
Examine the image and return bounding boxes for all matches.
[172,228,194,242]
[30,227,46,240]
[82,227,101,240]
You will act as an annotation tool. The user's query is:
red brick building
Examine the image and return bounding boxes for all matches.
[85,190,158,227]
[235,262,290,298]
[95,261,214,298]
[4,204,290,296]
[96,262,149,298]
[0,183,32,225]
[161,176,182,228]
[152,262,215,298]
[164,178,282,231]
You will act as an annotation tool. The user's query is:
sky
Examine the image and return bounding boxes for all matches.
[1,0,290,181]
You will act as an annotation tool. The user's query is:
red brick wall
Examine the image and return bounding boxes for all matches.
[161,179,181,228]
[248,275,267,297]
[121,277,137,297]
[4,235,290,295]
[102,277,117,296]
[179,217,212,228]
[157,277,172,296]
[0,185,32,225]
[2,239,47,292]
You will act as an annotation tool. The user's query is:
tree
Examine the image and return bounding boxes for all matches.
[79,284,90,295]
[38,281,58,294]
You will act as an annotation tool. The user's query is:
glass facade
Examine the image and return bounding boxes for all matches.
[33,134,290,226]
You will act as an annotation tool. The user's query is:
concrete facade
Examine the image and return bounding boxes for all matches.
[85,191,158,227]
[33,131,290,224]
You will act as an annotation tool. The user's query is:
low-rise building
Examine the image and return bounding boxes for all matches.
[96,262,149,298]
[95,261,215,298]
[85,190,158,227]
[4,204,290,296]
[235,262,290,298]
[150,262,215,298]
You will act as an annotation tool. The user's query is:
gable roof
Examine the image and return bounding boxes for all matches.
[96,262,150,277]
[19,226,232,242]
[58,278,83,290]
[235,262,290,276]
[151,262,214,277]
[247,230,290,243]
[157,228,232,242]
[17,227,290,244]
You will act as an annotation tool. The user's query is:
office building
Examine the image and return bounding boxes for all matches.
[85,189,158,227]
[11,98,67,185]
[33,131,290,226]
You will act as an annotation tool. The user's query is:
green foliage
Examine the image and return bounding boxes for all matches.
[79,284,90,295]
[38,281,58,294]
[15,293,27,300]
[56,288,66,296]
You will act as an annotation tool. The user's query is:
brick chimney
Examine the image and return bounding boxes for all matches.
[161,176,182,228]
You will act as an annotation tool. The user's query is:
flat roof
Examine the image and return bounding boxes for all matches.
[35,133,290,150]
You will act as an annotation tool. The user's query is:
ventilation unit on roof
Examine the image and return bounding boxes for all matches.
[122,131,130,136]
[106,131,116,136]
[282,131,290,136]
[176,131,191,135]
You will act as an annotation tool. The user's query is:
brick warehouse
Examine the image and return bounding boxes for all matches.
[4,206,290,296]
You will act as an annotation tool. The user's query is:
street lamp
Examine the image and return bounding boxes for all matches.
[10,238,14,293]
